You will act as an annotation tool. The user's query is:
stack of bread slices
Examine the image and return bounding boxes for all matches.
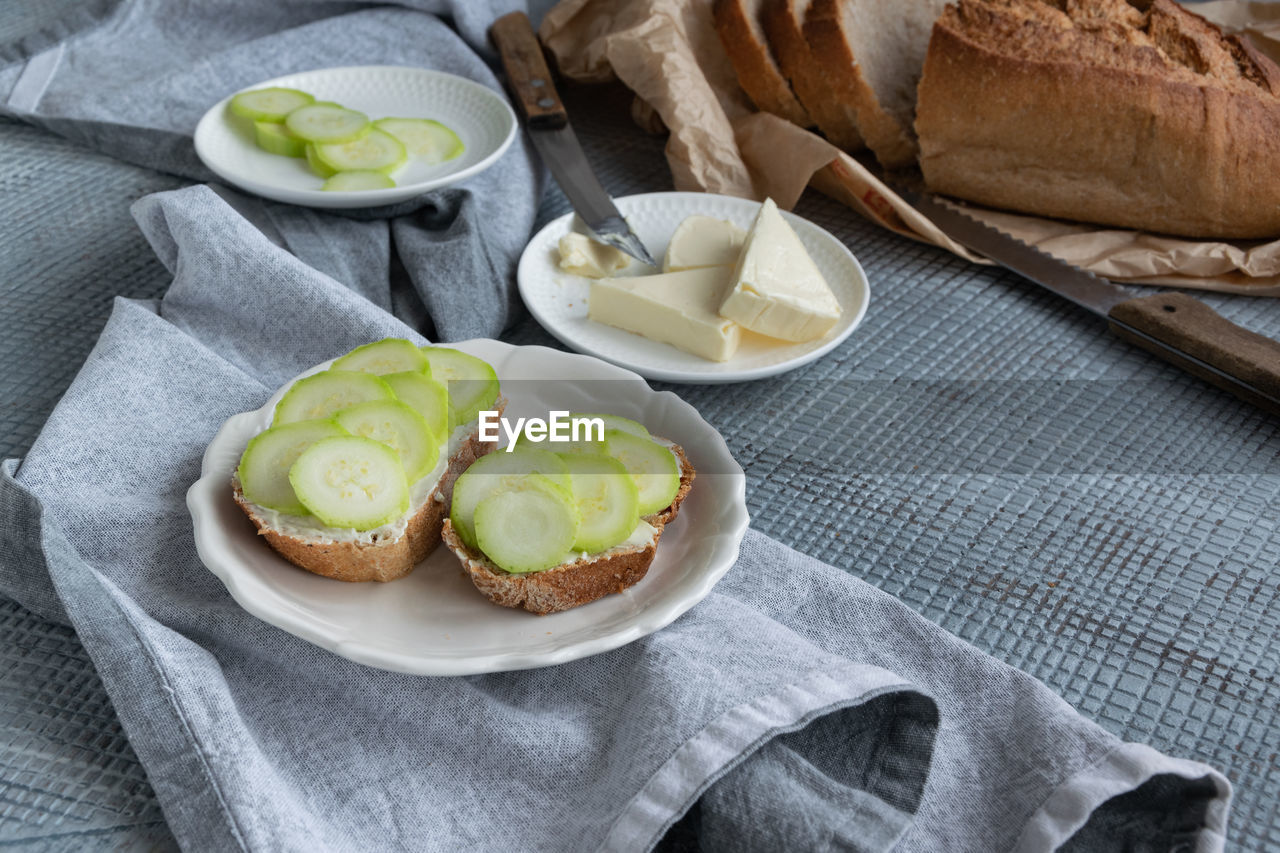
[712,0,1280,239]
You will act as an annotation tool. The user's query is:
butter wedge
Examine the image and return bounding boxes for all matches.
[588,267,741,362]
[663,216,747,272]
[719,199,841,342]
[558,232,630,278]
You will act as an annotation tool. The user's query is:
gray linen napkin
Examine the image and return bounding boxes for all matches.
[0,0,542,341]
[0,183,1232,852]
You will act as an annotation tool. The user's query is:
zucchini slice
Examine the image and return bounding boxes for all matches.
[289,436,409,530]
[272,370,395,426]
[229,87,314,122]
[474,474,579,574]
[309,128,405,175]
[285,103,371,144]
[374,117,464,164]
[322,171,395,191]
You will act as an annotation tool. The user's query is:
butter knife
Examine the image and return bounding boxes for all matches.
[490,12,657,267]
[905,191,1280,417]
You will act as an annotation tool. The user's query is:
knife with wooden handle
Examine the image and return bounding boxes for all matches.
[906,192,1280,417]
[490,11,657,266]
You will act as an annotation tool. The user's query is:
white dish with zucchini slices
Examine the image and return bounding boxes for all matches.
[194,66,517,208]
[188,339,748,676]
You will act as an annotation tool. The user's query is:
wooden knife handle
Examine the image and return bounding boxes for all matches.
[1108,291,1280,416]
[490,12,567,130]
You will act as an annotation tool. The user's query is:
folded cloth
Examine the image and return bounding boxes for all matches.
[0,0,542,340]
[0,183,1231,851]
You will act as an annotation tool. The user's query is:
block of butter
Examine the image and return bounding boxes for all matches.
[662,216,747,272]
[588,266,741,362]
[558,232,630,278]
[719,199,842,342]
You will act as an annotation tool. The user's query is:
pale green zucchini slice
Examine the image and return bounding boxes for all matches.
[237,419,348,514]
[421,347,501,428]
[309,129,405,175]
[374,117,464,164]
[449,448,570,550]
[604,429,680,516]
[333,338,429,375]
[333,400,439,482]
[272,370,395,426]
[229,87,314,122]
[577,413,650,440]
[305,144,336,178]
[561,453,640,553]
[474,474,579,574]
[253,121,305,158]
[285,103,371,144]
[289,436,409,530]
[383,371,449,443]
[322,171,395,191]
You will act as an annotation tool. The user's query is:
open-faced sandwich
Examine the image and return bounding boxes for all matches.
[232,338,504,582]
[441,414,695,614]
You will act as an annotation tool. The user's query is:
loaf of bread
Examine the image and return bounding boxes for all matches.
[804,0,951,168]
[915,0,1280,239]
[760,0,864,151]
[442,443,696,615]
[713,0,812,127]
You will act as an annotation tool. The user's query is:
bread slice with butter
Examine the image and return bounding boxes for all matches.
[234,401,505,583]
[720,198,841,342]
[441,442,696,615]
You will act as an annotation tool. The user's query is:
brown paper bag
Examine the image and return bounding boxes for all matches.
[539,0,1280,295]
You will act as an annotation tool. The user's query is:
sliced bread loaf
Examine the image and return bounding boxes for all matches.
[760,0,864,151]
[442,441,696,615]
[915,0,1280,238]
[804,0,951,168]
[714,0,813,127]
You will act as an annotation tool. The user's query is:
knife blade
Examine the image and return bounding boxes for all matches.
[490,12,657,267]
[904,190,1280,418]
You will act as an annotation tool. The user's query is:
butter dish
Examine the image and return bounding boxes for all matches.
[517,192,870,383]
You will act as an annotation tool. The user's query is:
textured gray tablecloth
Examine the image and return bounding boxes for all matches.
[0,181,1231,851]
[1,0,1274,850]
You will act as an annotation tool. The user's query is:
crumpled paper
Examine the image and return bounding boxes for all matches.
[540,0,1280,294]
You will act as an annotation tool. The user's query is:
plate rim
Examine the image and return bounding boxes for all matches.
[517,191,871,384]
[193,65,518,209]
[186,339,750,676]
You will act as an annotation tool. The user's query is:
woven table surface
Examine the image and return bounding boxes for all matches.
[2,69,1279,853]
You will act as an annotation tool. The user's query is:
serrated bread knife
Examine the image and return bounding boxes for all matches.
[906,192,1280,418]
[490,12,657,267]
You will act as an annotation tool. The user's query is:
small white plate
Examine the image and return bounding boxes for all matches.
[194,66,518,209]
[186,340,749,676]
[518,192,870,383]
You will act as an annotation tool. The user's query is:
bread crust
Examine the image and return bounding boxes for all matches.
[761,0,864,151]
[443,520,661,615]
[233,401,504,583]
[915,0,1280,239]
[714,0,812,127]
[803,0,920,168]
[442,438,697,615]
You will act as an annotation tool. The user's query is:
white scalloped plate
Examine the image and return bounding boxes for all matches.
[518,192,870,383]
[186,340,748,676]
[194,66,517,208]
